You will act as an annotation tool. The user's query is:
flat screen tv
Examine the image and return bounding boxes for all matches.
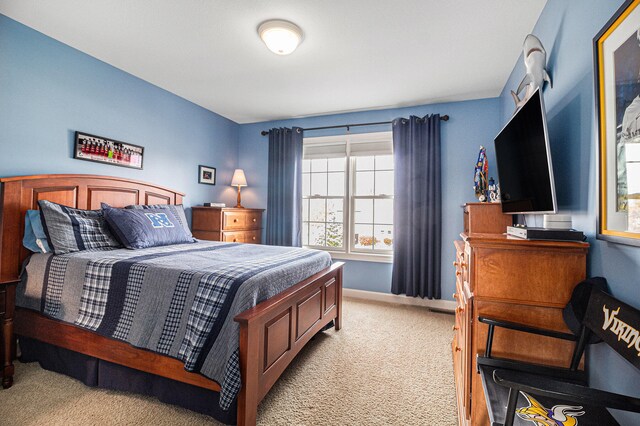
[494,88,557,214]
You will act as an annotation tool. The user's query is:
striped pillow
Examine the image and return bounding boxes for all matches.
[38,200,121,254]
[125,204,193,238]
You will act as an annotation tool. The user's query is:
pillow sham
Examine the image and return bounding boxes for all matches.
[125,203,192,238]
[38,200,121,254]
[102,204,194,249]
[23,210,51,253]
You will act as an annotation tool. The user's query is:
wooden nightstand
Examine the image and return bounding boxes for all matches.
[1,280,17,389]
[192,207,264,244]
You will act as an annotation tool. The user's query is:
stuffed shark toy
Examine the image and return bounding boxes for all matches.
[511,34,552,110]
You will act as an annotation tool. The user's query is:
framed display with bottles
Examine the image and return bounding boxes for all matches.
[73,131,144,170]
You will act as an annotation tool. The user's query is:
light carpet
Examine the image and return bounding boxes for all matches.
[0,298,457,425]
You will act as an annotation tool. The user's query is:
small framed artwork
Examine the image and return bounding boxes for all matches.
[595,0,640,246]
[74,131,144,170]
[199,165,216,185]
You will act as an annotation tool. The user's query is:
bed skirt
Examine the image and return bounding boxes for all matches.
[19,337,238,425]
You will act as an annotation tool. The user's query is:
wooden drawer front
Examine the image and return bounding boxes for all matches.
[452,335,463,412]
[462,298,472,420]
[455,297,465,346]
[454,312,463,352]
[223,211,246,230]
[246,212,262,229]
[222,231,247,243]
[453,313,464,400]
[462,244,471,290]
[222,230,261,244]
[244,229,262,244]
[473,247,585,307]
[244,230,261,244]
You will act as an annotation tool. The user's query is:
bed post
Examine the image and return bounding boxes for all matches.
[237,320,260,426]
[335,266,343,331]
[1,282,16,389]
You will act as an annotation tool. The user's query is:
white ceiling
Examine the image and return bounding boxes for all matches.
[0,0,547,124]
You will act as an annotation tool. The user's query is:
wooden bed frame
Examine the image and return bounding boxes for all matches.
[0,174,343,426]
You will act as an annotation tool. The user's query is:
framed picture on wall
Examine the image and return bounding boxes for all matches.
[74,131,144,170]
[595,0,640,246]
[198,165,216,185]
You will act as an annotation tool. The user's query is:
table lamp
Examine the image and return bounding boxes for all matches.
[231,169,248,208]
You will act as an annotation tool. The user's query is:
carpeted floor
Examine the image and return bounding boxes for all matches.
[0,298,457,425]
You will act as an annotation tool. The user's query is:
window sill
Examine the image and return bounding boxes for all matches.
[327,251,393,264]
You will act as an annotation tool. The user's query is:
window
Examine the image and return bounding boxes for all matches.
[302,157,346,249]
[302,132,393,260]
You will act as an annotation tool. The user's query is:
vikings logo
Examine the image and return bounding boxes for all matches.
[516,392,585,426]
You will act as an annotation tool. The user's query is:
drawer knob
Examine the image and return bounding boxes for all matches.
[455,346,461,352]
[233,219,238,223]
[452,325,459,331]
[252,236,256,240]
[252,218,257,222]
[233,239,237,242]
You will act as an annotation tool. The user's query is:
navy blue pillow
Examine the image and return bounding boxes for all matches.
[125,204,192,238]
[102,204,194,249]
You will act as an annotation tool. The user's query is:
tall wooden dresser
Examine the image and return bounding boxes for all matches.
[452,203,589,426]
[192,207,264,244]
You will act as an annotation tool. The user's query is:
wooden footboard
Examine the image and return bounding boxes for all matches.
[13,262,343,425]
[235,262,343,426]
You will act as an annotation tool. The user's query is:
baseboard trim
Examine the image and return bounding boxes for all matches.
[343,288,456,313]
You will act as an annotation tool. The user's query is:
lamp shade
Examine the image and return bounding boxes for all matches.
[231,169,248,187]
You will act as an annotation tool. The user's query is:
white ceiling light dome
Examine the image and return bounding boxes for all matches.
[258,19,303,55]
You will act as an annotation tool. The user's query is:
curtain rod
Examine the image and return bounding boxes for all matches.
[259,115,449,136]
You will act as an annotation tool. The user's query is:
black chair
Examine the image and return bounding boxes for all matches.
[477,278,640,426]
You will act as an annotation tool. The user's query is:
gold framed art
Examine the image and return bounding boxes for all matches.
[595,0,640,246]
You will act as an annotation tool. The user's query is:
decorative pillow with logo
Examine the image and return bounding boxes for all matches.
[101,203,194,249]
[124,204,192,238]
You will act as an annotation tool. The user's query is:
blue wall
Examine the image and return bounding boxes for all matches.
[499,1,640,423]
[0,13,504,300]
[238,98,502,298]
[0,15,240,215]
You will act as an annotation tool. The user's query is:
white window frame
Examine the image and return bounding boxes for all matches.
[303,131,393,263]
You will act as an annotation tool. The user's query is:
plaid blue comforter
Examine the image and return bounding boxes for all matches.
[17,241,332,410]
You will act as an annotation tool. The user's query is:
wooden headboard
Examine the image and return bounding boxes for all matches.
[0,174,185,283]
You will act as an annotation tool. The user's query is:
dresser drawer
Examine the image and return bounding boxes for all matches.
[222,230,262,244]
[244,230,261,244]
[246,212,262,229]
[223,211,246,230]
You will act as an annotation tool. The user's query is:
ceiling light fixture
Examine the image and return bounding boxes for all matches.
[258,20,303,55]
